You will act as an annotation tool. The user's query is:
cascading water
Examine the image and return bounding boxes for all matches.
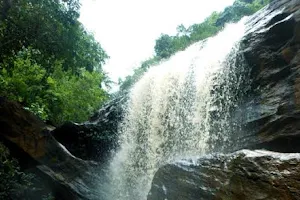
[107,18,249,200]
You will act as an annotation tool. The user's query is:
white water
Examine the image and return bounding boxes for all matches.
[107,19,247,200]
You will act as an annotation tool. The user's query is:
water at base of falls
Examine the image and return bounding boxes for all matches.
[107,18,248,200]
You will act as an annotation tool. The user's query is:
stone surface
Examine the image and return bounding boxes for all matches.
[52,95,126,161]
[148,150,300,200]
[226,0,300,152]
[149,1,300,199]
[0,97,104,200]
[196,0,300,154]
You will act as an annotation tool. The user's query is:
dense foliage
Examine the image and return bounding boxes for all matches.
[0,0,109,125]
[119,0,271,91]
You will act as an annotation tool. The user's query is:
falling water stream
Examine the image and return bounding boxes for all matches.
[107,18,249,200]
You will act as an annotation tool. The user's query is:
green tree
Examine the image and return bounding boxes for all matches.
[0,48,49,120]
[176,24,188,36]
[154,34,175,59]
[0,47,108,125]
[247,0,271,12]
[215,0,268,27]
[0,0,110,124]
[0,0,108,73]
[47,64,108,125]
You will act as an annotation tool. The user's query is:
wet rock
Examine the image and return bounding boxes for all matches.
[148,1,300,198]
[227,0,300,152]
[148,150,300,200]
[52,95,126,161]
[0,97,104,200]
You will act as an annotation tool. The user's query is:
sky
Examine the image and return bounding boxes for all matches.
[79,0,235,85]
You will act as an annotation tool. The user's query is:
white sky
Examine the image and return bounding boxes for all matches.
[79,0,235,85]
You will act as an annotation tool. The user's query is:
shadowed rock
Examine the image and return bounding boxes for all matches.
[0,97,105,200]
[51,95,126,161]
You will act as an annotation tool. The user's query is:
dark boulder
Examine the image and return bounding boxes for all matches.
[148,150,300,200]
[0,97,105,200]
[52,95,126,161]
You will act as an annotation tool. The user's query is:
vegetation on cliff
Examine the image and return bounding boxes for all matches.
[119,0,271,91]
[0,0,109,125]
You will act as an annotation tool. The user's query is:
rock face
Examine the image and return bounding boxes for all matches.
[148,150,300,200]
[0,97,104,200]
[237,0,300,152]
[52,95,126,161]
[149,0,300,199]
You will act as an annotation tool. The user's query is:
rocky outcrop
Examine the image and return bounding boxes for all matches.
[0,97,105,200]
[149,0,300,199]
[236,0,300,152]
[148,150,300,200]
[52,95,126,161]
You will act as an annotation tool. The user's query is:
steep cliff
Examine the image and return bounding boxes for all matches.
[149,0,300,198]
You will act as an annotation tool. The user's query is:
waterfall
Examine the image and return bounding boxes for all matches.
[107,18,248,200]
